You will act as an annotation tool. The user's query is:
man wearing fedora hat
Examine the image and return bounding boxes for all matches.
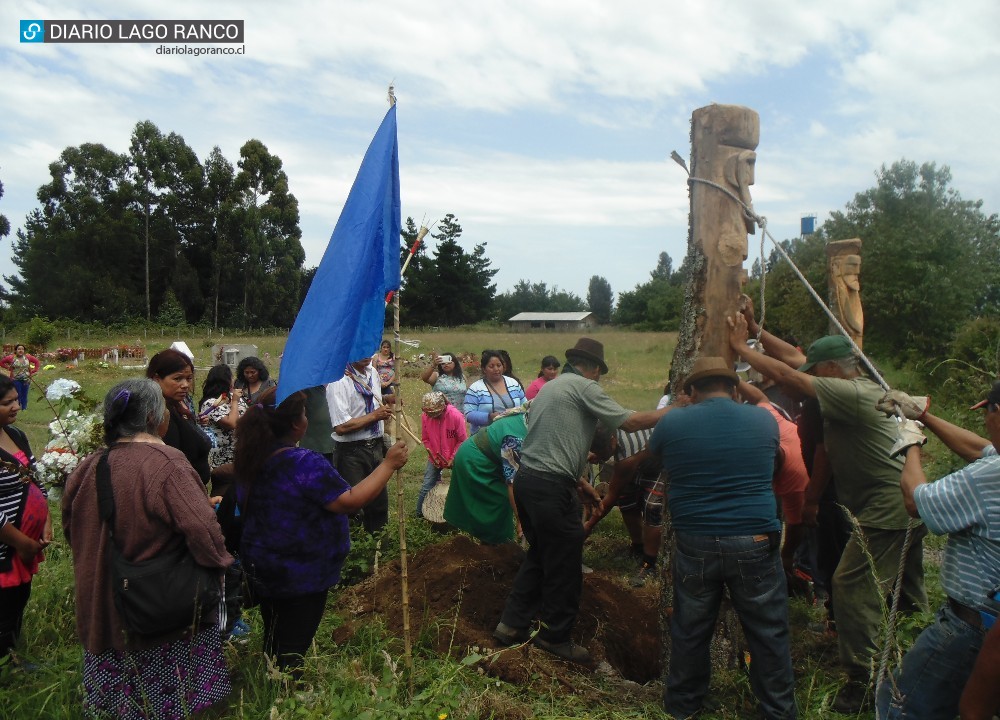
[494,337,669,663]
[728,314,927,714]
[648,356,796,720]
[871,382,1000,719]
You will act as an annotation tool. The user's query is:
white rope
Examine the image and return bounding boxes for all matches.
[757,216,767,345]
[673,159,914,713]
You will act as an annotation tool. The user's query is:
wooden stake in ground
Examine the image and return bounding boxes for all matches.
[826,238,864,349]
[662,103,760,678]
[393,274,414,690]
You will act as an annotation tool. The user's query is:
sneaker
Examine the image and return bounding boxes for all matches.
[581,563,594,575]
[534,637,591,664]
[832,680,873,714]
[493,622,530,646]
[630,561,656,587]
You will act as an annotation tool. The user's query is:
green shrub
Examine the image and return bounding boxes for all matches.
[23,316,56,350]
[930,315,1000,410]
[156,289,186,326]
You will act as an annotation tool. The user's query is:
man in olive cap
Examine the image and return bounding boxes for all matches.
[728,316,927,714]
[873,381,1000,719]
[494,338,669,663]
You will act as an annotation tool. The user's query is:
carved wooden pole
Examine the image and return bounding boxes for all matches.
[671,104,759,395]
[826,238,864,350]
[661,104,760,680]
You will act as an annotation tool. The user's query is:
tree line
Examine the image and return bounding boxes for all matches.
[749,161,1000,364]
[4,134,999,372]
[5,121,305,329]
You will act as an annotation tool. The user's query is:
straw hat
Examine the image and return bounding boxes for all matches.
[682,356,739,394]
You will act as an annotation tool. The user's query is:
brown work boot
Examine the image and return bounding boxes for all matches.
[492,622,529,646]
[534,637,591,663]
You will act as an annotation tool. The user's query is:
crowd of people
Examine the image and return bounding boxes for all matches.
[1,324,999,720]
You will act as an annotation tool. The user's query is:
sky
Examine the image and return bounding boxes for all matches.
[2,1,999,304]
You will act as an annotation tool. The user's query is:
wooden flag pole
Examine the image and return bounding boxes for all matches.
[392,286,414,687]
[386,82,413,685]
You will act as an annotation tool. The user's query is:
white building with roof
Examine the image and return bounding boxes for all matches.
[507,311,597,332]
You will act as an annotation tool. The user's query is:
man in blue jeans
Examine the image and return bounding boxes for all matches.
[649,357,796,720]
[875,384,1000,719]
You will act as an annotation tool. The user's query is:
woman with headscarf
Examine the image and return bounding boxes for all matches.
[63,378,232,718]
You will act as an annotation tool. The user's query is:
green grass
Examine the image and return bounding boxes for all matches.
[0,328,944,719]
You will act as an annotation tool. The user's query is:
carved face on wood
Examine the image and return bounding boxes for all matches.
[714,148,757,267]
[834,255,862,291]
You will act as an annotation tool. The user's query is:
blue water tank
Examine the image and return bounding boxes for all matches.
[801,216,816,235]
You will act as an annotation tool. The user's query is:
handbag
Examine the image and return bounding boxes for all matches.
[97,447,220,636]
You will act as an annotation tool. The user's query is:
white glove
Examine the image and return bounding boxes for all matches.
[876,390,930,421]
[889,419,927,459]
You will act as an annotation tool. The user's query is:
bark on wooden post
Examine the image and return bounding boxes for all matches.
[827,238,864,349]
[671,104,760,394]
[661,104,760,682]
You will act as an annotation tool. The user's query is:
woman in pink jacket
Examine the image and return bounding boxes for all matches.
[417,392,467,518]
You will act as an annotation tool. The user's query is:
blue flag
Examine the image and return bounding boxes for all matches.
[276,105,401,404]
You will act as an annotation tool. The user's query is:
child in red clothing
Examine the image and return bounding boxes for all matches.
[417,392,467,518]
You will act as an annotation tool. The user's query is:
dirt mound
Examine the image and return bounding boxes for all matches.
[332,535,661,684]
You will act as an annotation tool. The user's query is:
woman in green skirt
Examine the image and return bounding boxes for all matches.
[444,406,527,544]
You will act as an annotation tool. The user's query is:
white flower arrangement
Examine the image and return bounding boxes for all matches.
[34,379,102,489]
[45,378,82,402]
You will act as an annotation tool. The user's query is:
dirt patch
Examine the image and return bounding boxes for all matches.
[331,535,662,685]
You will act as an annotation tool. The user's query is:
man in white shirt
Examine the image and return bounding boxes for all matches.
[328,356,394,533]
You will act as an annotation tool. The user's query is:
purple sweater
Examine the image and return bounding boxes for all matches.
[239,446,351,597]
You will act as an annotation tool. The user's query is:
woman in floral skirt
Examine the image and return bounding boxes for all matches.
[63,378,233,719]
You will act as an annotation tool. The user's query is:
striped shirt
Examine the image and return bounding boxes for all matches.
[913,445,1000,611]
[0,427,40,567]
[615,427,653,462]
[463,377,526,436]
